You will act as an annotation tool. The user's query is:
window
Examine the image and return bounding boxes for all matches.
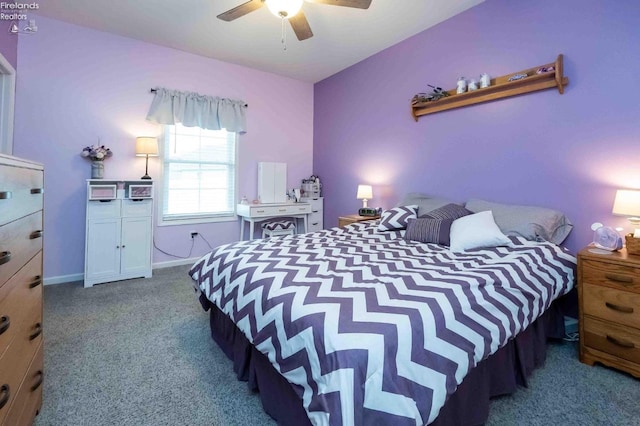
[160,124,237,225]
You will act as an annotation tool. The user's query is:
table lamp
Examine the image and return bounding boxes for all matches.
[612,189,640,237]
[356,184,373,208]
[135,137,158,180]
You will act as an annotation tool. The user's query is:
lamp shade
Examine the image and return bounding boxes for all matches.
[265,0,303,18]
[612,189,640,218]
[135,137,158,157]
[356,185,373,200]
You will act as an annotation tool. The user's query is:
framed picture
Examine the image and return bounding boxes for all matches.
[128,185,153,199]
[89,184,117,200]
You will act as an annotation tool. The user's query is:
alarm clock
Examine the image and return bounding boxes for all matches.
[359,207,381,217]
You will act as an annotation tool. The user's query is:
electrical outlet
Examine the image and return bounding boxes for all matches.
[190,231,198,239]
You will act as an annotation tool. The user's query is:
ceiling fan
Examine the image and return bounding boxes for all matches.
[217,0,373,41]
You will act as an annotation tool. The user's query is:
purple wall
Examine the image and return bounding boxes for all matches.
[313,0,640,254]
[13,16,314,281]
[0,23,18,69]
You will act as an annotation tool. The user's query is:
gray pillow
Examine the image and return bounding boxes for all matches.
[404,217,455,245]
[465,198,573,244]
[397,193,458,217]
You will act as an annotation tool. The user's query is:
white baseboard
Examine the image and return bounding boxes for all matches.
[44,273,84,286]
[44,258,200,285]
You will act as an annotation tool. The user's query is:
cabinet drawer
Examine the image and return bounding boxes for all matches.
[87,199,121,219]
[581,259,640,292]
[0,299,42,425]
[582,282,640,329]
[0,164,43,228]
[583,316,640,365]
[0,253,42,361]
[2,342,43,426]
[122,199,152,217]
[250,204,311,217]
[0,212,43,287]
[308,212,323,229]
[301,197,323,212]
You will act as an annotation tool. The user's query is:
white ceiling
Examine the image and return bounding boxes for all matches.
[35,0,484,83]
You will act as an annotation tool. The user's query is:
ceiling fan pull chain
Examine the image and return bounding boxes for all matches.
[281,16,287,51]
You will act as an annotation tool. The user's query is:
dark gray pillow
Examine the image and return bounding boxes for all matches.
[397,193,458,217]
[465,198,573,244]
[404,217,455,245]
[378,205,417,231]
[421,203,472,220]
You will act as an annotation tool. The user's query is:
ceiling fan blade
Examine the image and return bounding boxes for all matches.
[217,0,265,22]
[289,11,313,41]
[305,0,372,9]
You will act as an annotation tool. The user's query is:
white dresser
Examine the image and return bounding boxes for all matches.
[84,180,153,288]
[301,197,323,232]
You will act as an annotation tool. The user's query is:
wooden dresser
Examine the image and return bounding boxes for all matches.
[578,247,640,377]
[0,153,44,425]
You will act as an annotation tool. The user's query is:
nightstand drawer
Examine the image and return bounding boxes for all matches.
[582,259,640,291]
[583,316,640,365]
[582,282,640,329]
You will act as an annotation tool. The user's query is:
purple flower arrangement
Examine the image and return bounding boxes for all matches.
[81,144,113,161]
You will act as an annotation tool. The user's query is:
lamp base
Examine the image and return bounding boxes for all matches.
[141,175,152,180]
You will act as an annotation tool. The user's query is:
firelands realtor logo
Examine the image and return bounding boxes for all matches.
[1,2,39,34]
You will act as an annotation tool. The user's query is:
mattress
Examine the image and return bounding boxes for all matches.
[189,221,576,425]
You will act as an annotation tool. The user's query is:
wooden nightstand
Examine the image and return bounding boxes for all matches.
[338,214,380,228]
[578,247,640,377]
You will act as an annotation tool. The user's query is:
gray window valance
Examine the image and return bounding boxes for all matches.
[146,87,247,133]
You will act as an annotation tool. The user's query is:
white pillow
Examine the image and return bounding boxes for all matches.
[449,210,511,252]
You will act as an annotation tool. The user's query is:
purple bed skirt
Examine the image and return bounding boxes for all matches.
[199,293,566,426]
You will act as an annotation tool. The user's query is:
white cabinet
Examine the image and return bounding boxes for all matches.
[301,197,323,232]
[84,180,153,288]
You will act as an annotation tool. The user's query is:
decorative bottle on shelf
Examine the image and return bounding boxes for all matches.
[480,73,491,88]
[468,79,479,91]
[456,77,467,94]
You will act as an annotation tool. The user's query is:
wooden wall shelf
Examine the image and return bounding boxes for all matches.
[411,54,569,121]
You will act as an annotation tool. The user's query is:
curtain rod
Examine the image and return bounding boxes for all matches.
[149,88,248,107]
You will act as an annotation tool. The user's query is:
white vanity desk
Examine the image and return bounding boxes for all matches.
[237,202,312,240]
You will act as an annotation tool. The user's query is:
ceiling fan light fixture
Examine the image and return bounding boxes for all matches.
[265,0,303,19]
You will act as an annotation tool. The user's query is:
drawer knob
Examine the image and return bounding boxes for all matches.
[0,191,11,200]
[0,315,9,336]
[30,188,43,194]
[0,251,10,266]
[29,322,43,341]
[29,275,42,289]
[30,371,43,392]
[30,230,43,239]
[604,273,633,285]
[605,302,634,314]
[0,384,9,409]
[606,335,635,349]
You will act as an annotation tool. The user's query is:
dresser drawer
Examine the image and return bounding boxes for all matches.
[2,342,43,426]
[87,199,121,219]
[583,316,640,365]
[0,253,42,361]
[307,212,323,230]
[0,302,42,425]
[122,199,152,217]
[301,197,323,212]
[581,259,640,292]
[250,204,311,217]
[0,165,43,228]
[0,212,43,287]
[582,282,640,329]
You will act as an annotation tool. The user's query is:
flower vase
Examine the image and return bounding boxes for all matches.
[91,161,104,179]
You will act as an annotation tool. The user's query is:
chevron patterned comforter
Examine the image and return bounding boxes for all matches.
[189,221,576,426]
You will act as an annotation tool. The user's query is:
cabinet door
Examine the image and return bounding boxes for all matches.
[85,218,121,281]
[120,217,152,276]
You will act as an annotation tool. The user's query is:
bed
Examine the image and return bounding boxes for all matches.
[189,207,577,425]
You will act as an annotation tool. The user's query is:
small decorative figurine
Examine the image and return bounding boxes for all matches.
[468,79,479,91]
[536,66,555,74]
[411,84,450,104]
[456,77,467,94]
[480,73,491,88]
[508,73,528,82]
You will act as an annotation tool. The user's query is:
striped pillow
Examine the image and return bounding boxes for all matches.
[377,205,417,231]
[421,203,471,220]
[404,218,455,245]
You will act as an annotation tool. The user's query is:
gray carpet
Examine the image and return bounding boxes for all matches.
[35,266,640,426]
